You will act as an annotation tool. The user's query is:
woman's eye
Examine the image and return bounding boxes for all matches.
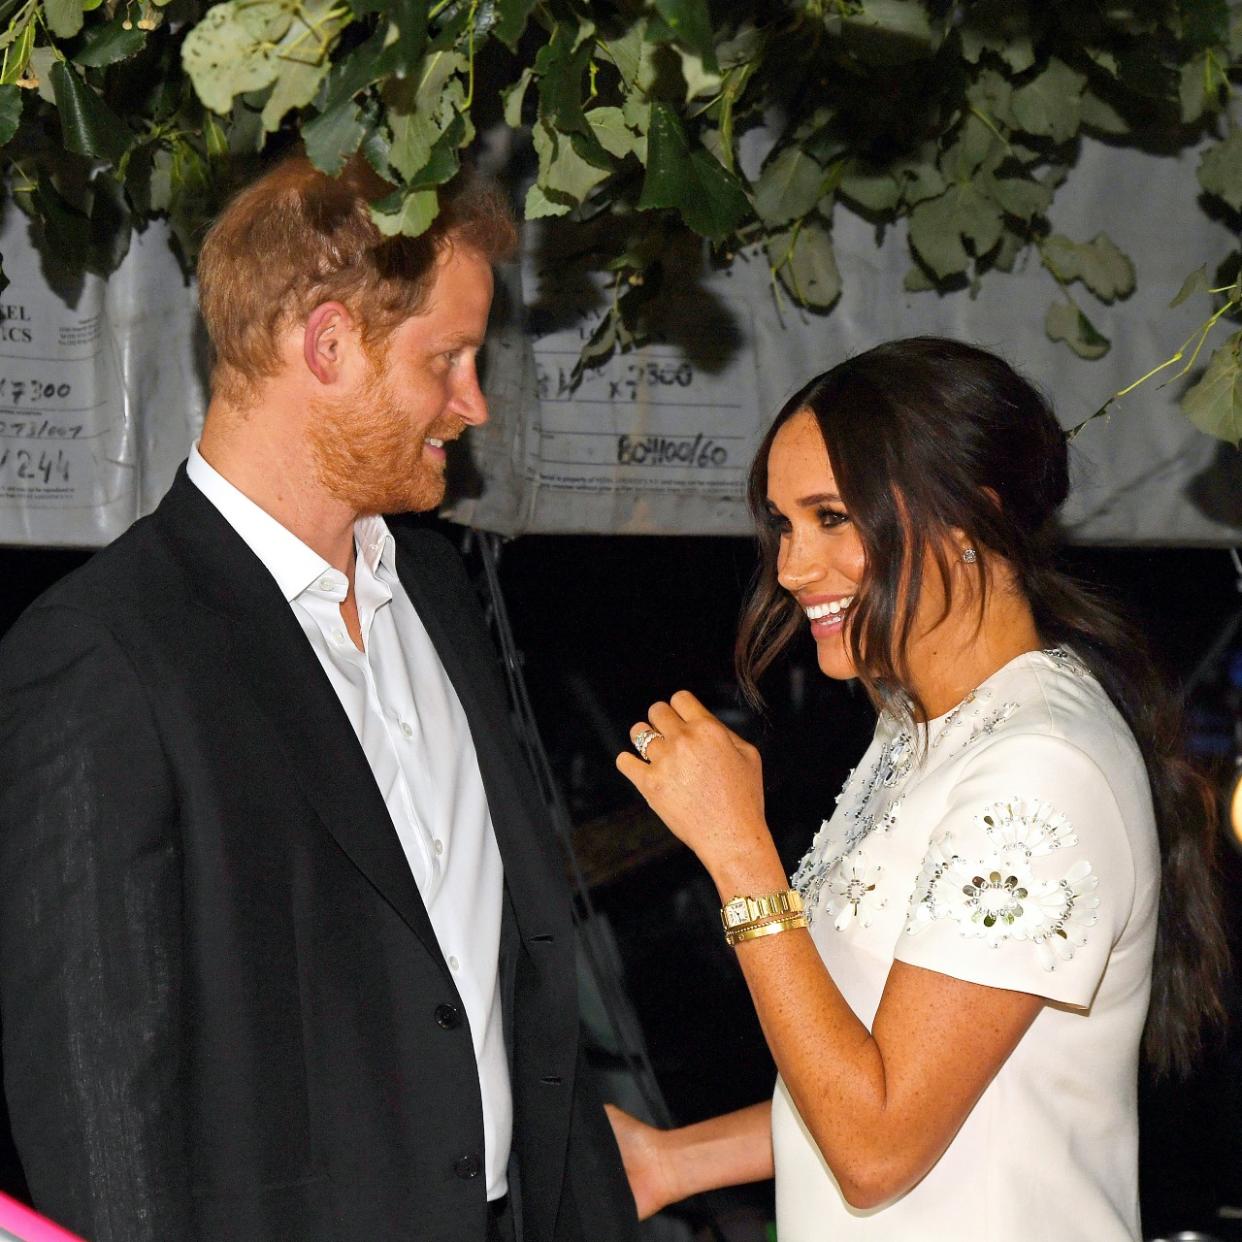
[817,506,849,528]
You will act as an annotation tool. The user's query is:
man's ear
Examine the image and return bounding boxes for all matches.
[303,302,355,385]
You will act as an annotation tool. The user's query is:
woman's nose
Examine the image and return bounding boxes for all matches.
[777,533,826,593]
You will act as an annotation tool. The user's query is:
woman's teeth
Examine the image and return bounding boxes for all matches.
[804,596,855,621]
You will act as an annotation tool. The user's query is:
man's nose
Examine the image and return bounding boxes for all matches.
[454,363,489,426]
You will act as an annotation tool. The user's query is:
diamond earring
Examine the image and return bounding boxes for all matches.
[962,548,978,564]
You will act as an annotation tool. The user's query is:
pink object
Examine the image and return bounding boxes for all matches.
[0,1191,86,1241]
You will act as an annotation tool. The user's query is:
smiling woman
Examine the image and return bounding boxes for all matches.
[609,337,1230,1241]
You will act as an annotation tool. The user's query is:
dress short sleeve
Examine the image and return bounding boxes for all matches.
[894,731,1137,1008]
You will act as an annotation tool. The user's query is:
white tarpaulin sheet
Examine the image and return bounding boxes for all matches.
[0,135,1236,547]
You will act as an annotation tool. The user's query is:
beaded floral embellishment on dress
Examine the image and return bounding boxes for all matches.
[821,849,887,931]
[791,728,914,924]
[904,796,1100,971]
[1043,646,1090,678]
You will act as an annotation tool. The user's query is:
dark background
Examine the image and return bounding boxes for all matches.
[0,533,1239,1240]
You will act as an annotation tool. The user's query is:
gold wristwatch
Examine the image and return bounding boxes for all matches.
[720,889,803,932]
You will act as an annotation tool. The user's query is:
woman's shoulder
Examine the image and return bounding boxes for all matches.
[936,647,1138,769]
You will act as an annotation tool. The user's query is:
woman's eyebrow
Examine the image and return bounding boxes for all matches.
[796,491,842,506]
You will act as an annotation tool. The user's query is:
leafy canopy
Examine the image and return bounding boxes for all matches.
[3,0,1242,440]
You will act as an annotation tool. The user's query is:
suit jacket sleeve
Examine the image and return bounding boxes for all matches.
[0,603,191,1240]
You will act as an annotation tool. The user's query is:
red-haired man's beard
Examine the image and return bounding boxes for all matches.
[310,363,461,515]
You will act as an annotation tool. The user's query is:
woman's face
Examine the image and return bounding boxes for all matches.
[766,409,867,681]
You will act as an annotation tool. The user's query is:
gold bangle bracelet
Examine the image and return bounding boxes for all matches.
[725,913,808,947]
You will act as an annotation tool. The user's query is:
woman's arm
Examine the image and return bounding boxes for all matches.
[618,691,1043,1209]
[606,1101,774,1219]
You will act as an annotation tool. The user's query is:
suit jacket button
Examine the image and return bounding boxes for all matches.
[434,1003,461,1030]
[453,1154,481,1180]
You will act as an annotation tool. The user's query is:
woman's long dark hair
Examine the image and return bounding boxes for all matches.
[737,336,1228,1078]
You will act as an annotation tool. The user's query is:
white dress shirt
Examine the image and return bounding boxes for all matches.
[187,446,512,1198]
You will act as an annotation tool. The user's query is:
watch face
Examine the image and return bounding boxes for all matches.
[723,898,750,928]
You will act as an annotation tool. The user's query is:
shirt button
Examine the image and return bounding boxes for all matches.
[434,838,444,856]
[453,1153,481,1180]
[400,721,414,738]
[448,955,460,972]
[332,629,346,644]
[434,1003,461,1030]
[318,577,334,591]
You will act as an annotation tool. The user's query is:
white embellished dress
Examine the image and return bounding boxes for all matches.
[772,649,1159,1241]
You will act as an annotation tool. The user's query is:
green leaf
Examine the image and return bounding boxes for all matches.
[1179,52,1229,124]
[535,29,594,138]
[261,55,331,131]
[494,0,537,51]
[1180,0,1229,49]
[653,0,717,73]
[908,185,1002,278]
[371,187,439,237]
[50,60,133,164]
[1181,331,1242,444]
[586,105,639,160]
[319,22,388,113]
[0,83,21,147]
[44,0,85,40]
[1080,89,1129,136]
[524,181,571,219]
[767,221,841,309]
[502,66,533,128]
[303,99,367,175]
[637,102,748,241]
[407,112,464,187]
[1041,233,1135,301]
[1170,264,1208,308]
[386,50,466,180]
[533,119,608,204]
[360,122,392,178]
[182,0,291,115]
[386,0,426,79]
[1197,129,1242,211]
[1045,299,1110,359]
[980,172,1051,220]
[0,21,35,87]
[839,0,938,64]
[897,154,944,205]
[1010,58,1086,144]
[840,163,901,213]
[940,112,1001,181]
[958,0,1037,72]
[74,17,146,67]
[753,146,826,226]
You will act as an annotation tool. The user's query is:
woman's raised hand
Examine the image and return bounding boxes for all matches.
[616,689,770,879]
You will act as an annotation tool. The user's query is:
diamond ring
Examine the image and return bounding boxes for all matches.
[633,728,664,762]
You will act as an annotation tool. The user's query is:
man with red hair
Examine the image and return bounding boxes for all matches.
[0,155,637,1242]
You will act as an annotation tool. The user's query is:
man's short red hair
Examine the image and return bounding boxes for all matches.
[197,153,517,404]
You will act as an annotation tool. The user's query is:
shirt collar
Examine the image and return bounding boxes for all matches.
[355,513,397,578]
[186,445,335,603]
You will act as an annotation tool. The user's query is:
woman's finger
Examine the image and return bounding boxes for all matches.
[648,701,682,736]
[616,750,651,785]
[668,688,712,721]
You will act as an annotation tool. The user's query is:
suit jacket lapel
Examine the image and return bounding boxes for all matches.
[155,470,447,969]
[392,529,572,947]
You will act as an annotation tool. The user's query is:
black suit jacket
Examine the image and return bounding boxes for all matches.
[0,470,638,1242]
